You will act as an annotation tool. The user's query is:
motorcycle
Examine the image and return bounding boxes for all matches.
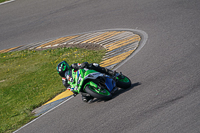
[66,68,131,101]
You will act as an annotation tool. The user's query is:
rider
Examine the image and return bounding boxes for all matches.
[56,61,116,103]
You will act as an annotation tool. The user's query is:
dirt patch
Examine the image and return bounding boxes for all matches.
[36,43,105,51]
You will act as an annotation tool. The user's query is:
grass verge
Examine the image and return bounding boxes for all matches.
[0,0,8,3]
[0,47,106,133]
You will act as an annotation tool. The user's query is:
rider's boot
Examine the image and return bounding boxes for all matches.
[88,63,117,77]
[107,69,120,77]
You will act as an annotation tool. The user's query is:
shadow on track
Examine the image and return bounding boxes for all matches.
[113,82,141,98]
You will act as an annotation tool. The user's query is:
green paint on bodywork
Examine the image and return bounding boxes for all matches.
[84,81,110,96]
[84,69,98,75]
[84,81,98,89]
[117,76,130,83]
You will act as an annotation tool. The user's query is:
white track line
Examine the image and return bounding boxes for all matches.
[13,96,74,133]
[0,0,15,5]
[113,29,148,70]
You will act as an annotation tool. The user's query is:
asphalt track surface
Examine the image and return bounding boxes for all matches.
[1,0,200,133]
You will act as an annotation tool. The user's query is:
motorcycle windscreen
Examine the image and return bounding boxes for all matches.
[105,77,116,92]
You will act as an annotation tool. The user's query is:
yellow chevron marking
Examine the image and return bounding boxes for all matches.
[105,35,139,48]
[36,35,79,49]
[81,31,123,44]
[105,35,141,52]
[88,31,124,43]
[43,90,73,105]
[0,45,22,53]
[100,50,135,67]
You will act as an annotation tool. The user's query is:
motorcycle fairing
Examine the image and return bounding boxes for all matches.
[105,77,115,92]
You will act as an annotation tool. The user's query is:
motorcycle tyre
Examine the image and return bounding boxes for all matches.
[116,75,131,89]
[85,85,112,101]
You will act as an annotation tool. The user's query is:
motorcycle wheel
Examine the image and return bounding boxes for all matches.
[85,85,112,100]
[116,75,131,89]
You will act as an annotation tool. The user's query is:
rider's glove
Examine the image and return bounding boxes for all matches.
[67,75,74,82]
[62,78,70,88]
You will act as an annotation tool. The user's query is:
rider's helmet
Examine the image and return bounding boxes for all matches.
[57,61,70,77]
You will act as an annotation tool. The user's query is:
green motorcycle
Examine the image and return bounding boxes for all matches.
[66,68,131,101]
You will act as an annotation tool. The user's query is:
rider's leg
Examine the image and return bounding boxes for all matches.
[88,63,115,76]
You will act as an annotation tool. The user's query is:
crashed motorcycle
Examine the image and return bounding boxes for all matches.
[66,68,131,101]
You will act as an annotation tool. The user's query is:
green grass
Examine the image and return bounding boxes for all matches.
[0,0,8,3]
[0,47,106,133]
